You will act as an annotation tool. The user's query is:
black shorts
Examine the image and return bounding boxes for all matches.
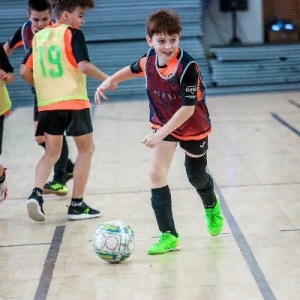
[0,115,4,155]
[163,134,208,156]
[36,108,93,137]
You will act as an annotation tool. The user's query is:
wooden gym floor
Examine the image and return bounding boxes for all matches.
[0,90,300,300]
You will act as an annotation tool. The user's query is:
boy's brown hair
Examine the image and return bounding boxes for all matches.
[47,0,95,18]
[146,9,182,38]
[28,0,51,13]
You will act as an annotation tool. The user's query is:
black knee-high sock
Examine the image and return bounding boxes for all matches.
[53,135,69,184]
[66,159,74,174]
[151,186,177,237]
[196,174,217,208]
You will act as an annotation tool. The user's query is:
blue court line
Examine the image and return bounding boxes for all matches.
[34,226,65,300]
[272,113,300,137]
[213,184,277,300]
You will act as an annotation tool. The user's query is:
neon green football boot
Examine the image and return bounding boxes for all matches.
[147,232,181,255]
[43,181,68,196]
[205,198,224,236]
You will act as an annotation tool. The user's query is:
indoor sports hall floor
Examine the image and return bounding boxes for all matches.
[0,90,300,300]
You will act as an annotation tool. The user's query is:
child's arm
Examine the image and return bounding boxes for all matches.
[77,60,109,82]
[19,64,34,87]
[3,26,23,56]
[0,45,15,83]
[142,106,195,148]
[0,69,15,84]
[94,66,138,103]
[19,49,34,86]
[3,43,13,56]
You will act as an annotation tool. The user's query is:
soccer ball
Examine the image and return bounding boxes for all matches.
[92,220,135,263]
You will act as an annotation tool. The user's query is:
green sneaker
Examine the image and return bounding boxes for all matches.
[205,198,224,236]
[147,232,181,255]
[43,181,68,196]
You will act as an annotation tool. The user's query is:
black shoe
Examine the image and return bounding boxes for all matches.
[27,190,45,222]
[67,201,100,220]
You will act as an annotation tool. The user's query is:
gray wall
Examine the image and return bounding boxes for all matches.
[203,0,263,49]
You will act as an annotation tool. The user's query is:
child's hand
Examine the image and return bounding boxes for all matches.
[0,69,8,82]
[141,132,163,148]
[94,79,118,104]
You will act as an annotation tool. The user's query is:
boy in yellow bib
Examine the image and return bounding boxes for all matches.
[4,0,75,196]
[20,0,109,222]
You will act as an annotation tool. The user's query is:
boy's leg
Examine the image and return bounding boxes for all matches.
[66,133,100,220]
[44,135,74,196]
[53,135,74,183]
[27,134,63,222]
[35,134,64,188]
[147,141,181,255]
[184,153,223,236]
[72,133,94,198]
[33,92,73,195]
[0,115,7,204]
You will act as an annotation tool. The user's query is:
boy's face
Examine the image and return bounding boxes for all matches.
[146,33,180,65]
[29,10,52,32]
[63,7,86,29]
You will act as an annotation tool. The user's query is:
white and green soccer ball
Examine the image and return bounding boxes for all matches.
[92,220,135,263]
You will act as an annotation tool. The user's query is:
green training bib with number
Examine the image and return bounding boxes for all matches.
[32,24,89,107]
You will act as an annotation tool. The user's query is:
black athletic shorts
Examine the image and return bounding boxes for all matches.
[36,108,93,137]
[0,115,4,155]
[163,133,208,156]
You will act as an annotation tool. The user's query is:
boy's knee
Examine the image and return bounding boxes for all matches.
[148,167,164,185]
[86,143,95,156]
[185,154,211,190]
[77,143,95,158]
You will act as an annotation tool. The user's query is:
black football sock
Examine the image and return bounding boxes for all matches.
[32,187,43,194]
[151,186,178,237]
[71,198,83,206]
[53,135,69,184]
[196,175,217,208]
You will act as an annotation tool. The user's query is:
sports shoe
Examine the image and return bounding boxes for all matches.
[27,190,45,222]
[43,181,68,196]
[205,198,224,236]
[0,168,8,204]
[67,201,101,220]
[147,232,181,255]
